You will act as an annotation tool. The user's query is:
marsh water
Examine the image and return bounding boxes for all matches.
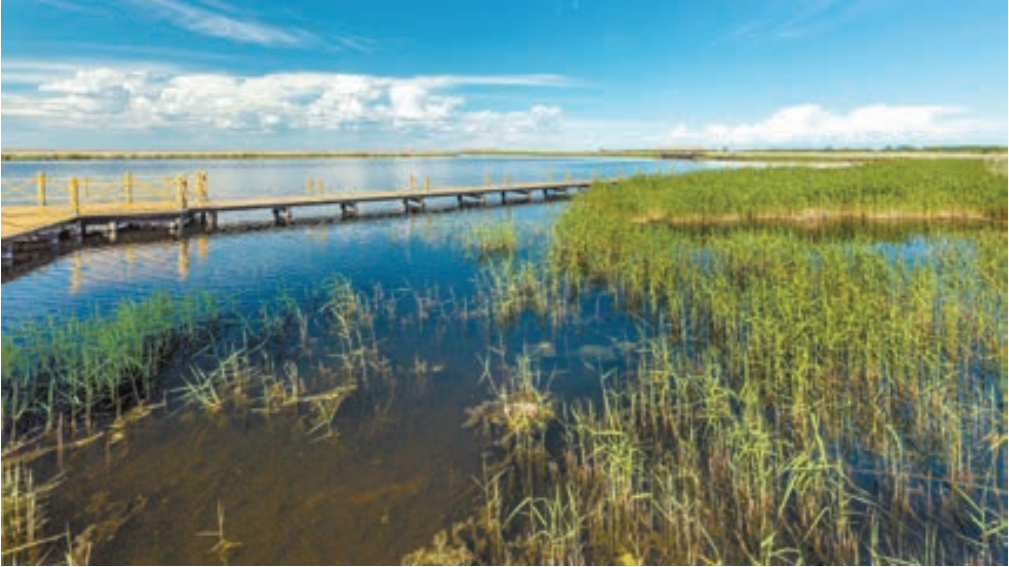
[1,156,708,564]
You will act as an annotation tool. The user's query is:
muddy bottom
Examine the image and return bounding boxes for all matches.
[43,364,484,565]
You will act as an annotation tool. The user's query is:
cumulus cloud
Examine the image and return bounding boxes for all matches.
[2,66,565,143]
[665,104,984,148]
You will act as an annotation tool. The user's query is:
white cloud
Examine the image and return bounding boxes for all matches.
[1,66,568,144]
[139,0,318,47]
[98,0,347,49]
[726,0,872,42]
[664,104,985,148]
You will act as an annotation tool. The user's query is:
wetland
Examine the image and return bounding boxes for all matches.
[2,156,1006,565]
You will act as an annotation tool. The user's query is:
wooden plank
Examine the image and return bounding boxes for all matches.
[1,206,77,240]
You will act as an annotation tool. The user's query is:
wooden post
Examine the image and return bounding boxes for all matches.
[485,172,491,186]
[175,175,188,209]
[410,174,416,191]
[315,179,323,196]
[306,176,313,195]
[424,176,430,192]
[547,170,552,182]
[504,172,510,187]
[195,171,208,202]
[565,171,572,182]
[69,177,80,214]
[636,166,642,176]
[617,168,623,180]
[123,171,134,205]
[36,172,47,206]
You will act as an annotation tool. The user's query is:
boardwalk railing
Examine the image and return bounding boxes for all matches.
[1,171,209,213]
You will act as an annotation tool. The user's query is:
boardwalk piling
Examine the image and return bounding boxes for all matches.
[175,176,188,209]
[124,172,134,205]
[69,177,80,214]
[36,172,47,207]
[195,172,208,202]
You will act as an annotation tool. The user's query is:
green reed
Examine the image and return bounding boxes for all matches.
[565,159,1005,225]
[2,292,219,445]
[463,221,518,259]
[407,161,1007,564]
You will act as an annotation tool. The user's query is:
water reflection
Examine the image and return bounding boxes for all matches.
[1,155,687,205]
[2,157,733,329]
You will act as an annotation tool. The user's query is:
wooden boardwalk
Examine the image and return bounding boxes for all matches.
[2,178,600,245]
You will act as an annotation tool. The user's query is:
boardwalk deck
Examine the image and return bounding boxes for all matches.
[1,179,601,245]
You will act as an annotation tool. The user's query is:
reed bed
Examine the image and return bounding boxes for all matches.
[405,161,1007,565]
[1,292,219,446]
[567,159,1006,227]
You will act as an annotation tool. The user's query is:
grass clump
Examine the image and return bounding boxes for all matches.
[463,221,518,259]
[2,292,219,446]
[463,353,555,448]
[1,461,72,565]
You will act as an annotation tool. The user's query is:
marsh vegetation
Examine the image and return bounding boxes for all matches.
[2,158,1005,565]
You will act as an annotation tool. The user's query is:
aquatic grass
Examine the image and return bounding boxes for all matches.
[562,159,1006,229]
[463,353,555,448]
[463,221,518,259]
[421,161,1007,564]
[1,461,69,566]
[197,499,242,564]
[1,292,219,446]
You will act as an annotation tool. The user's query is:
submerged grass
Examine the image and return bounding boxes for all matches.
[1,461,70,565]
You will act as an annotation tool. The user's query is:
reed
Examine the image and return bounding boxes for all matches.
[1,292,219,446]
[407,161,1007,564]
[1,461,68,565]
[561,159,1005,229]
[463,221,518,259]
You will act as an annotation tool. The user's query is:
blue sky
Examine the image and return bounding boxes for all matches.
[2,0,1006,149]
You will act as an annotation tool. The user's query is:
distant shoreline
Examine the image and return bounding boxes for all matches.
[1,147,1005,163]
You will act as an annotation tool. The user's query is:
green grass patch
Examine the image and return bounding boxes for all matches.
[2,292,219,444]
[568,159,1006,226]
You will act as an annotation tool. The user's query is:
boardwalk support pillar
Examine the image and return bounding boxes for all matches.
[36,172,47,207]
[272,207,293,225]
[341,202,359,218]
[404,197,425,214]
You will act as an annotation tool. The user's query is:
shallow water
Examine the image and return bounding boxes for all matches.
[1,157,659,564]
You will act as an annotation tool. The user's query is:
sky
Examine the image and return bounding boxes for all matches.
[2,0,1006,150]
